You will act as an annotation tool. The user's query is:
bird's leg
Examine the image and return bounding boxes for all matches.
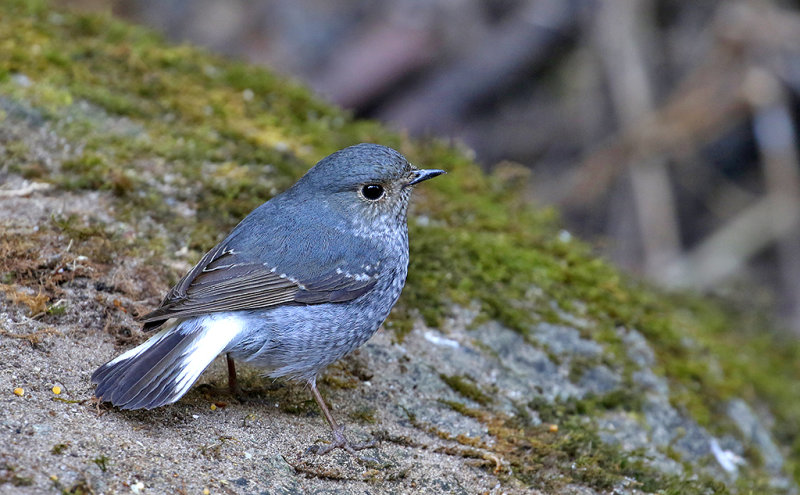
[305,379,377,457]
[199,354,246,399]
[226,353,243,396]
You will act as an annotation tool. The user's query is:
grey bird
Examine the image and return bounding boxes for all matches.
[91,143,444,455]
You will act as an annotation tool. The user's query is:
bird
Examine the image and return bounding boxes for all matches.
[91,143,445,455]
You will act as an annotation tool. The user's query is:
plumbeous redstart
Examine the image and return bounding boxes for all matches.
[92,143,445,454]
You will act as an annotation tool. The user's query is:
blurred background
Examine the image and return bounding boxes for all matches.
[58,0,800,334]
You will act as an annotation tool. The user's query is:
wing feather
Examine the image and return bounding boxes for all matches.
[138,240,380,331]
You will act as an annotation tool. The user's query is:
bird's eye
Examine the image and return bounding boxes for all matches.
[361,184,385,201]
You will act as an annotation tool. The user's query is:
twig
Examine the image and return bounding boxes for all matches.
[0,181,52,197]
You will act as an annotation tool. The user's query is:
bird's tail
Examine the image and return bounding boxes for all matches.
[91,315,244,410]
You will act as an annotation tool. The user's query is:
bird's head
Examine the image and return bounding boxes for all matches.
[294,143,445,232]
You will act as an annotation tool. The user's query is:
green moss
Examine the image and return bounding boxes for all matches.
[567,355,605,383]
[50,214,116,264]
[434,392,731,493]
[60,151,139,195]
[3,140,31,162]
[46,301,67,316]
[528,390,644,427]
[436,387,732,491]
[57,478,95,495]
[438,399,486,420]
[0,464,34,488]
[11,475,34,487]
[51,214,106,241]
[319,373,359,390]
[440,374,493,406]
[348,406,378,424]
[50,443,69,455]
[91,455,109,473]
[279,400,318,416]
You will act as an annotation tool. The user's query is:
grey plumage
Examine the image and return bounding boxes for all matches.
[91,143,444,454]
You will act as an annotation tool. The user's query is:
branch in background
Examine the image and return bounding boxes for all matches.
[561,50,749,208]
[747,69,800,332]
[595,0,681,277]
[662,195,799,293]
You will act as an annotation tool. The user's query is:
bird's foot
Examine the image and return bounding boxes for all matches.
[305,426,378,462]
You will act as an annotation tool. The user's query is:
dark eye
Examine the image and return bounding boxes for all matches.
[361,184,384,201]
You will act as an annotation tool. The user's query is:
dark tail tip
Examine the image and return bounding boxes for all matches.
[92,331,191,410]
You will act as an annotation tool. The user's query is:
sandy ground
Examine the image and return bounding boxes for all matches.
[1,319,516,495]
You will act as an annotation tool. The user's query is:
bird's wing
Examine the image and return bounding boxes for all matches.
[137,240,379,331]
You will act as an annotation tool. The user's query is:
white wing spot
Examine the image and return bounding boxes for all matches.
[203,263,235,273]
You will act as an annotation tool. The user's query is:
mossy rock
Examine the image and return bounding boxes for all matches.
[1,1,799,494]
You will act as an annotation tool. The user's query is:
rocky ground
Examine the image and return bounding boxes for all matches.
[2,2,800,494]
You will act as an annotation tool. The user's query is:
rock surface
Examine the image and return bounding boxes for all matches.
[1,2,800,494]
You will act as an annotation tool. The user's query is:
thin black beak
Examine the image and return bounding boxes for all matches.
[406,169,446,187]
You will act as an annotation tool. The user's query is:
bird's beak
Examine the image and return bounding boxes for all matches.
[406,168,446,187]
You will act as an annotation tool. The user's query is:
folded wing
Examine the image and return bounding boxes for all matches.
[139,240,378,331]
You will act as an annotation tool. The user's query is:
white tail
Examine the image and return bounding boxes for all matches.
[92,314,245,410]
